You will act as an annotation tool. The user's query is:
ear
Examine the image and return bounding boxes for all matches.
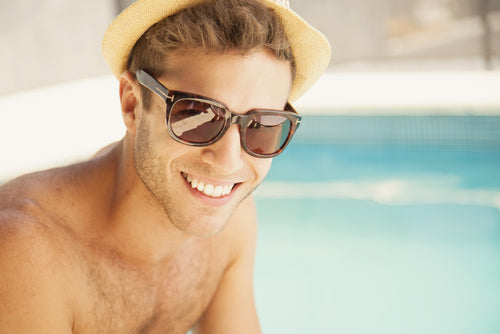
[119,71,140,134]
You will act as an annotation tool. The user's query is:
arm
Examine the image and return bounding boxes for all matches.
[193,195,261,334]
[0,217,73,333]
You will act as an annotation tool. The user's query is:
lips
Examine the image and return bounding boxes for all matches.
[182,172,236,198]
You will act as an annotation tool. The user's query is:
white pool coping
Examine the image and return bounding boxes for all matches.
[295,71,500,114]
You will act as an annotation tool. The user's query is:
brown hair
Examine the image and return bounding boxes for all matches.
[128,0,295,109]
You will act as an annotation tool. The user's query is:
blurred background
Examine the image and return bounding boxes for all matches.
[1,0,499,93]
[1,0,499,333]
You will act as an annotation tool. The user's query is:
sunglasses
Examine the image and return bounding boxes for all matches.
[135,70,301,158]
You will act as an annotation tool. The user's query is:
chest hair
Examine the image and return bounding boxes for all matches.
[71,239,226,334]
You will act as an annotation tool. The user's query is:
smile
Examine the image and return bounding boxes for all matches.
[182,172,235,198]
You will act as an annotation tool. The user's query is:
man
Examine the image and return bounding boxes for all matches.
[0,0,330,332]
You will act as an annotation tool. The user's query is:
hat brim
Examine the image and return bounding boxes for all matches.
[102,0,331,102]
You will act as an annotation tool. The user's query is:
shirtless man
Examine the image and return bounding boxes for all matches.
[0,0,330,332]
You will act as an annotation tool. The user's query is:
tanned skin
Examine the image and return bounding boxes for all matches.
[0,48,292,333]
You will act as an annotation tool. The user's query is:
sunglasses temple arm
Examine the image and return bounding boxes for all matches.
[136,70,172,101]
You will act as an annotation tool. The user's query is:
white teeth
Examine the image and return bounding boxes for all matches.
[183,173,234,198]
[197,181,205,192]
[213,186,223,197]
[203,184,214,196]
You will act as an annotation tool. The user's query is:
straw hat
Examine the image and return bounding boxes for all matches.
[102,0,331,102]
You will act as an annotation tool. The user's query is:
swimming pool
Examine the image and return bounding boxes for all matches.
[2,74,499,333]
[1,76,499,332]
[253,115,500,334]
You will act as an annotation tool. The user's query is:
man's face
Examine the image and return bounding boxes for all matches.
[133,48,292,237]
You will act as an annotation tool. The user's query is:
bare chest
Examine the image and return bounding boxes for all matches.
[71,242,227,334]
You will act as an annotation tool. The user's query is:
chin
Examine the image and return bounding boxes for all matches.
[157,195,238,238]
[170,212,232,238]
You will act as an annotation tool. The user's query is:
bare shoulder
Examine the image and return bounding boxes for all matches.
[0,169,71,237]
[0,172,57,235]
[0,176,74,332]
[0,190,60,272]
[0,167,88,269]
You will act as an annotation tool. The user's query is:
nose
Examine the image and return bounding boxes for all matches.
[200,124,245,174]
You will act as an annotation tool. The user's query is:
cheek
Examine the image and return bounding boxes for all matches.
[139,96,168,135]
[139,112,170,149]
[253,159,273,181]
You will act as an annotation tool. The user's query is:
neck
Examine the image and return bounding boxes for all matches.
[94,137,195,267]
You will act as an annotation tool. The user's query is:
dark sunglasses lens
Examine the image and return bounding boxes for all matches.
[245,115,292,156]
[169,99,226,143]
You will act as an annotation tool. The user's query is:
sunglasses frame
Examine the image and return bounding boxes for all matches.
[135,69,301,158]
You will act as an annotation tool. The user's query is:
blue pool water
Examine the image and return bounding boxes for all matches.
[254,115,500,334]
